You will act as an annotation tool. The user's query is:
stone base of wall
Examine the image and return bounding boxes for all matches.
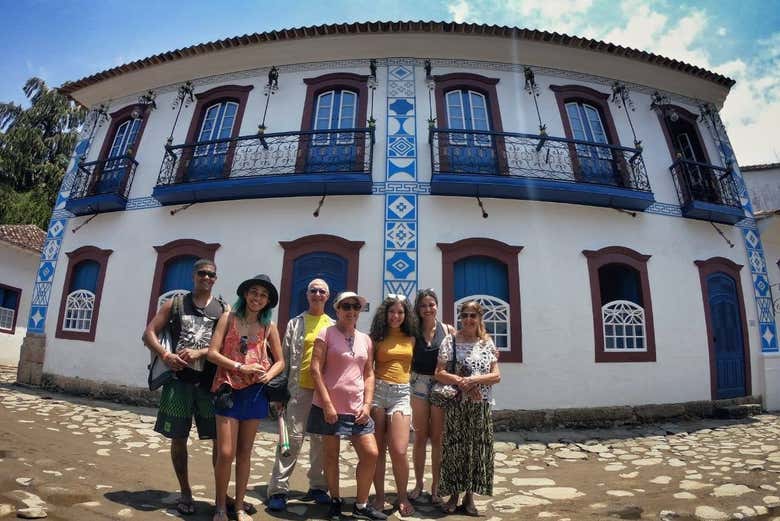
[40,373,160,407]
[16,333,45,386]
[493,396,762,431]
[29,370,763,430]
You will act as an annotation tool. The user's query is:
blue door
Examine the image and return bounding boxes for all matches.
[454,256,510,350]
[97,118,141,194]
[289,252,348,320]
[307,90,358,173]
[445,90,497,174]
[565,101,619,185]
[707,272,746,399]
[188,101,238,181]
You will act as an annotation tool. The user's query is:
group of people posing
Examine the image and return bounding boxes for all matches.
[142,259,501,521]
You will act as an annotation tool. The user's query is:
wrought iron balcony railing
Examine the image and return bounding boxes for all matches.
[669,159,741,209]
[70,155,138,201]
[429,128,652,192]
[157,128,374,187]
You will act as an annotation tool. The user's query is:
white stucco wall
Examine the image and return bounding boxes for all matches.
[39,56,766,410]
[744,166,780,213]
[0,244,38,365]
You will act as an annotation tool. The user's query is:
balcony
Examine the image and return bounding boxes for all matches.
[66,156,137,215]
[153,128,374,205]
[429,129,654,211]
[670,159,744,224]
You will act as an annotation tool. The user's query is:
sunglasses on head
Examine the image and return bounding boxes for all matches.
[339,302,362,311]
[197,270,217,279]
[239,335,248,355]
[387,293,406,302]
[460,311,479,319]
[308,288,327,295]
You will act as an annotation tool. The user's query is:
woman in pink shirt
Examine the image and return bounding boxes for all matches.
[307,291,387,521]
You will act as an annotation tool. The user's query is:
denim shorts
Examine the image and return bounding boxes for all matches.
[214,383,269,421]
[372,379,412,416]
[306,404,375,438]
[410,372,436,401]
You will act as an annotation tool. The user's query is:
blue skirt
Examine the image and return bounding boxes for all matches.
[215,383,268,420]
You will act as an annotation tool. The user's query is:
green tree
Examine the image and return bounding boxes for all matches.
[0,77,86,228]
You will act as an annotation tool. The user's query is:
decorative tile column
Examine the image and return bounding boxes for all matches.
[381,61,420,299]
[17,137,86,385]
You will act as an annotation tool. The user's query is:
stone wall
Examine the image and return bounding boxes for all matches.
[16,334,45,387]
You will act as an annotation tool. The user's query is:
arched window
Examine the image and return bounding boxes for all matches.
[278,234,365,333]
[598,264,646,352]
[180,85,253,182]
[551,85,623,186]
[56,246,113,341]
[434,74,504,175]
[146,239,220,323]
[583,246,656,362]
[92,104,149,196]
[299,73,369,174]
[438,238,523,362]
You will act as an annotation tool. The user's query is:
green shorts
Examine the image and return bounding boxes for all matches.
[154,379,216,440]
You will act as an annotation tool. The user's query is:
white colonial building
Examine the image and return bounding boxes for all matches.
[16,22,779,411]
[0,225,44,366]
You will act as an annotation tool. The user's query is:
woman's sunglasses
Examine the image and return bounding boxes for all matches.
[339,302,362,311]
[460,312,479,319]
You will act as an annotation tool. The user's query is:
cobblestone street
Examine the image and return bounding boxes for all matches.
[2,366,780,520]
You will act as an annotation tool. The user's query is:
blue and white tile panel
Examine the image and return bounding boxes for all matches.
[382,62,418,299]
[707,121,777,352]
[27,138,90,333]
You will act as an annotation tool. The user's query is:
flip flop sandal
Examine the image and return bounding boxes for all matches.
[431,493,443,506]
[441,498,458,514]
[463,503,480,517]
[176,497,195,515]
[212,509,228,521]
[408,486,423,501]
[398,502,416,516]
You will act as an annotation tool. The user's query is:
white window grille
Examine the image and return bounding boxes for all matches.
[63,290,95,332]
[455,294,510,352]
[0,306,15,331]
[158,289,190,311]
[602,300,646,351]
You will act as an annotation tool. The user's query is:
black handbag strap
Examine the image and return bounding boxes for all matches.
[449,336,458,375]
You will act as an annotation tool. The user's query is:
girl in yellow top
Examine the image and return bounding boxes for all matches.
[369,294,417,517]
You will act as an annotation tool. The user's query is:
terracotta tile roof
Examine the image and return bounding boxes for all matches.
[58,21,735,97]
[0,224,46,253]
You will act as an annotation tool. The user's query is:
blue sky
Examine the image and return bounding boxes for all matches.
[1,0,778,164]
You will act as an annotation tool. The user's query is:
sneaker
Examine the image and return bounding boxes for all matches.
[266,494,287,512]
[328,498,343,520]
[352,503,388,520]
[302,488,331,505]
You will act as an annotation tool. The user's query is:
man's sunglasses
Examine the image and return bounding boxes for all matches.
[339,302,362,311]
[197,270,217,279]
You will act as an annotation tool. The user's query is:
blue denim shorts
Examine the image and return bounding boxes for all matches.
[410,372,436,401]
[215,383,269,421]
[306,404,375,438]
[372,379,412,415]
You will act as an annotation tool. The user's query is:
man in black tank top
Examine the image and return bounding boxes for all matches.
[143,258,230,516]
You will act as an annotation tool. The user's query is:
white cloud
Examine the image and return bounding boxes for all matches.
[439,0,779,163]
[448,0,471,23]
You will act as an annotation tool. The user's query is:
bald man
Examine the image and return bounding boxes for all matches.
[267,279,335,510]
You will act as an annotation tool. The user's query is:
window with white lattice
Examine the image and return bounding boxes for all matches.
[583,246,656,362]
[602,300,646,351]
[455,295,510,352]
[0,284,20,334]
[56,246,112,341]
[63,290,95,332]
[157,289,190,310]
